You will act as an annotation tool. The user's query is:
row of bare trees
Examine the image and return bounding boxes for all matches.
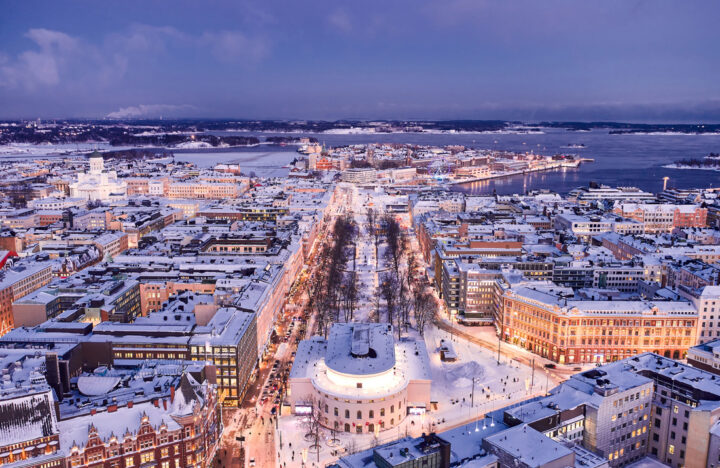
[307,215,359,338]
[373,211,437,338]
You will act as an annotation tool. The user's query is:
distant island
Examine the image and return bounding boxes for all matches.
[2,119,720,152]
[664,153,720,171]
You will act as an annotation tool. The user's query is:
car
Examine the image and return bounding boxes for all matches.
[249,458,256,466]
[544,363,556,369]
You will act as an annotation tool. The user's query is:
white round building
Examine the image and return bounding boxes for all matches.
[288,323,431,434]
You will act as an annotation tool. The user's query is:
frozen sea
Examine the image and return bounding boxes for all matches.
[3,127,720,194]
[209,127,720,194]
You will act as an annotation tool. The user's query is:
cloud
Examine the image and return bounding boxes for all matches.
[200,30,269,63]
[328,9,353,33]
[106,104,196,119]
[0,24,270,92]
[0,28,80,89]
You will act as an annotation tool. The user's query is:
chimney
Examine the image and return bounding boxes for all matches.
[153,399,159,408]
[163,399,168,410]
[170,385,176,403]
[127,401,134,408]
[108,404,118,413]
[90,409,97,416]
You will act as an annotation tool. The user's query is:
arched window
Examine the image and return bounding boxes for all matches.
[390,405,395,413]
[324,404,328,413]
[345,409,350,418]
[334,407,338,416]
[369,410,374,418]
[368,423,375,433]
[344,423,350,432]
[357,410,362,419]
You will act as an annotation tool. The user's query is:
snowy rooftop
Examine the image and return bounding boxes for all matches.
[58,400,182,451]
[325,323,396,376]
[504,385,589,423]
[484,424,573,467]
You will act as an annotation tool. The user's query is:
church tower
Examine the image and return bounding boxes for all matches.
[89,152,104,174]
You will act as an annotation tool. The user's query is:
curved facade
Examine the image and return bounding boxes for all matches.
[289,323,431,434]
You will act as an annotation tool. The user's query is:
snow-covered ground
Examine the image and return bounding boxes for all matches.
[275,320,546,467]
[173,151,296,176]
[0,142,120,157]
[273,185,550,467]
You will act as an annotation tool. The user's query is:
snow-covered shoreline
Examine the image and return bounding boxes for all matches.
[662,163,720,171]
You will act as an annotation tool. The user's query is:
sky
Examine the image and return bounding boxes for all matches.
[1,0,719,122]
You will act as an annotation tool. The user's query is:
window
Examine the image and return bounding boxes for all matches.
[344,423,350,432]
[125,457,135,468]
[369,410,374,418]
[357,411,362,419]
[334,407,338,416]
[140,452,154,463]
[380,408,385,416]
[356,425,362,433]
[669,445,675,455]
[345,410,350,418]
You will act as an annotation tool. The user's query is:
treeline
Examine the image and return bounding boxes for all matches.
[265,136,318,144]
[673,157,720,167]
[0,124,260,147]
[308,215,359,338]
[368,208,436,338]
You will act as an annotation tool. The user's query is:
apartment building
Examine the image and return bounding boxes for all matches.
[497,283,698,364]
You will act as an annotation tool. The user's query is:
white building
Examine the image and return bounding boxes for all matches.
[288,323,431,434]
[69,153,127,201]
[342,168,377,184]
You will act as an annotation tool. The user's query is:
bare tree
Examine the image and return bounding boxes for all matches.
[413,289,437,335]
[396,276,412,339]
[380,272,399,333]
[342,271,359,322]
[366,207,376,239]
[301,395,325,462]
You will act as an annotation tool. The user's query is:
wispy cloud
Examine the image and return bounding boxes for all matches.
[327,9,353,33]
[200,30,269,63]
[0,24,270,91]
[106,103,196,119]
[0,28,80,89]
